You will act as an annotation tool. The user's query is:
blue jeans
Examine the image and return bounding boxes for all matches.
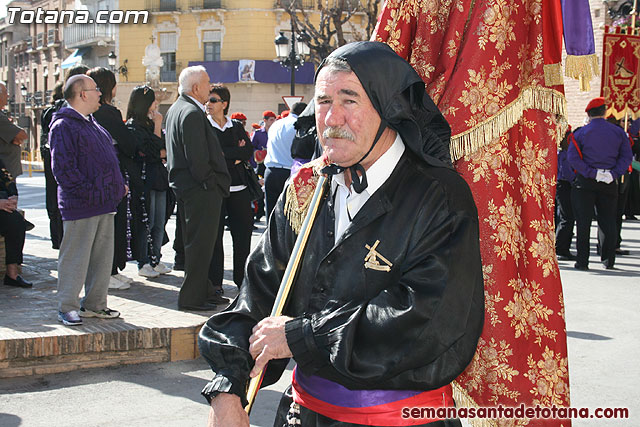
[139,190,167,267]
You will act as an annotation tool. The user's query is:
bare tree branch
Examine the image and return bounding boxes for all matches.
[277,0,381,65]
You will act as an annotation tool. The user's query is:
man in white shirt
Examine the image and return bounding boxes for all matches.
[263,102,307,218]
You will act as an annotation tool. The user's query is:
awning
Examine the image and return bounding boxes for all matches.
[60,47,92,69]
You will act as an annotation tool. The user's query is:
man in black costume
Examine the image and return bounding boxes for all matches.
[198,42,484,427]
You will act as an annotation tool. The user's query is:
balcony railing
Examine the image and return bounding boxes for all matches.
[64,23,114,48]
[47,29,60,46]
[33,91,44,107]
[189,0,224,9]
[36,32,45,49]
[276,0,316,8]
[145,0,179,12]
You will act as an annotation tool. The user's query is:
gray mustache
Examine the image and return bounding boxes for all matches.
[322,127,355,141]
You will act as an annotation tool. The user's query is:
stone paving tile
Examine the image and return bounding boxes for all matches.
[1,173,268,346]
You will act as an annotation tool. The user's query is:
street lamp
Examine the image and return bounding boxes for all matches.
[108,51,117,68]
[274,24,310,96]
[20,84,28,98]
[107,51,129,81]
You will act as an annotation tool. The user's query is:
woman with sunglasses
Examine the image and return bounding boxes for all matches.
[126,85,172,279]
[88,67,139,290]
[207,84,253,297]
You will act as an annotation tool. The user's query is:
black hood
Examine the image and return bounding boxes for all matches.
[315,41,452,169]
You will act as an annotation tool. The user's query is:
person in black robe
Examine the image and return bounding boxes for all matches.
[198,42,484,427]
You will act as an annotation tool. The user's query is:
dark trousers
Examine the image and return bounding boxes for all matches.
[0,210,26,265]
[572,176,618,268]
[211,188,253,287]
[112,197,128,275]
[176,186,223,307]
[616,174,631,248]
[42,147,63,249]
[555,180,575,254]
[173,199,185,266]
[264,167,290,220]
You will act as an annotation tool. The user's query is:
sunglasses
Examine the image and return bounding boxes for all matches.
[209,97,224,103]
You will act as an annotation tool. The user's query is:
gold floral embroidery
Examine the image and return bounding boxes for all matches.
[504,277,558,345]
[517,34,545,88]
[458,58,514,127]
[524,347,570,407]
[409,37,436,81]
[477,0,519,55]
[462,337,521,404]
[483,264,503,327]
[524,0,542,26]
[558,292,566,322]
[529,219,557,278]
[515,136,552,210]
[447,31,461,57]
[485,193,527,266]
[466,133,514,189]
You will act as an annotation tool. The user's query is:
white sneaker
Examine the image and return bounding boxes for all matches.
[153,263,172,274]
[109,275,131,290]
[113,273,133,284]
[138,264,160,278]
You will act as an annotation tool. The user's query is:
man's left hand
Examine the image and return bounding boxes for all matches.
[12,129,27,146]
[248,316,293,377]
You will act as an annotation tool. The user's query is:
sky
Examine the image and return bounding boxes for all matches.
[0,0,9,19]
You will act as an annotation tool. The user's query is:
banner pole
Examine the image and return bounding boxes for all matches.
[634,0,638,33]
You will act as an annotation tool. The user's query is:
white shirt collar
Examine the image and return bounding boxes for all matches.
[332,132,405,196]
[185,94,206,113]
[68,105,90,121]
[208,115,233,131]
[330,133,405,242]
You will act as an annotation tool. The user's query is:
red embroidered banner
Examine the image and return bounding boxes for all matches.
[602,27,640,119]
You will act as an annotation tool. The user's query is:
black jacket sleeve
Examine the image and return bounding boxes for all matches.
[219,121,253,162]
[93,105,137,159]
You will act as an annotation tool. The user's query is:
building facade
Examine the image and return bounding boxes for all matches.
[116,0,341,124]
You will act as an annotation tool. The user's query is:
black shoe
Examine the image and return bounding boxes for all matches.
[4,275,33,288]
[574,263,589,271]
[626,215,638,221]
[557,252,576,261]
[178,302,217,311]
[24,219,35,231]
[603,262,615,270]
[615,248,629,256]
[207,294,229,305]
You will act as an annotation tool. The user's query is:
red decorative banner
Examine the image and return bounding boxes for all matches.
[602,27,640,119]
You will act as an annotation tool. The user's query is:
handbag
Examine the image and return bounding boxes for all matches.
[241,161,263,202]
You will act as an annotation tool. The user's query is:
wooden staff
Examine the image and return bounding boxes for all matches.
[244,175,327,414]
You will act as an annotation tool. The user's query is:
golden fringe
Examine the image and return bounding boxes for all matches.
[565,54,599,92]
[544,63,564,87]
[605,105,640,121]
[451,382,498,427]
[556,115,569,149]
[450,87,567,161]
[283,160,325,234]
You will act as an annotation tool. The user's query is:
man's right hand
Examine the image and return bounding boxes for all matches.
[207,393,249,427]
